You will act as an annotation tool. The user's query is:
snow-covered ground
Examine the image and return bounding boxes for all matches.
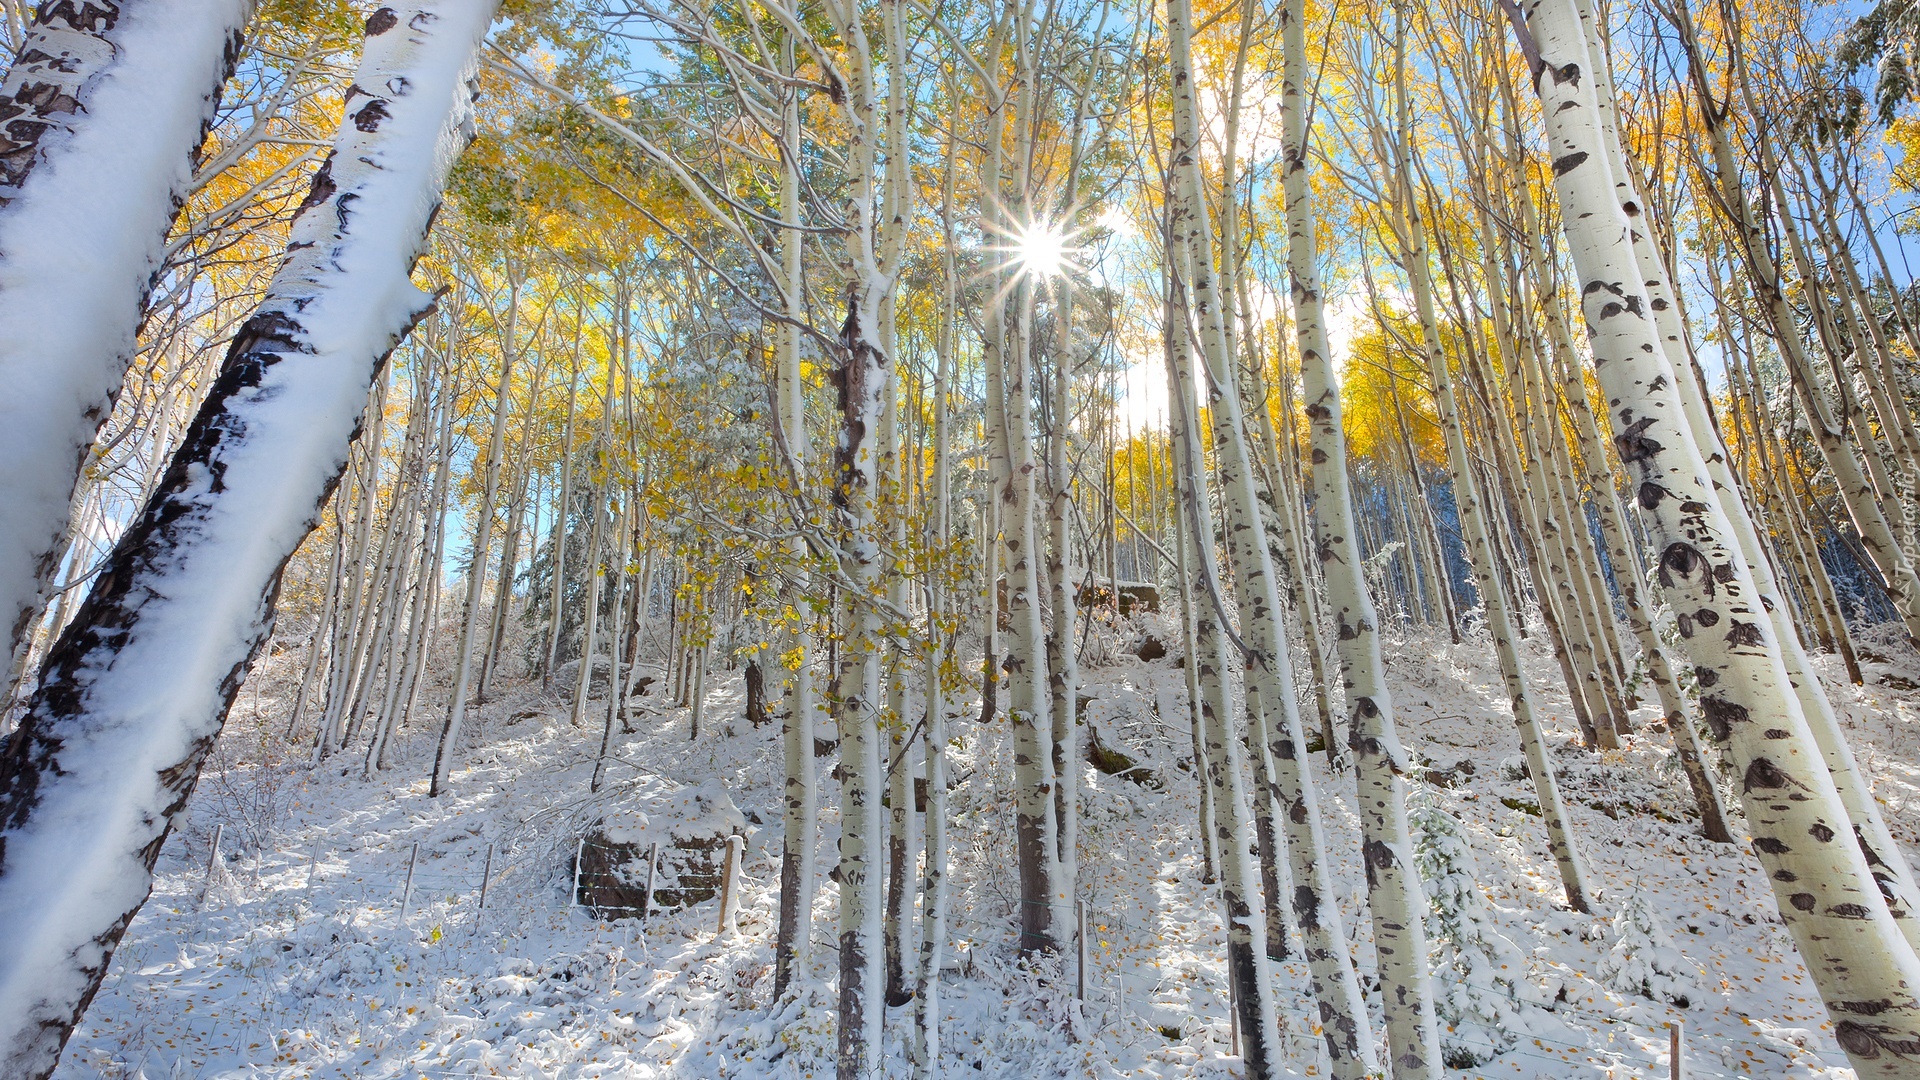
[50,614,1920,1079]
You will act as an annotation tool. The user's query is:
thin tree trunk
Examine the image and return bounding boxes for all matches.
[431,272,518,796]
[772,31,816,998]
[1278,4,1436,1072]
[1384,55,1592,911]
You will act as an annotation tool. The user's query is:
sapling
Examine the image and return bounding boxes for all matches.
[1411,790,1536,1068]
[1599,893,1699,1009]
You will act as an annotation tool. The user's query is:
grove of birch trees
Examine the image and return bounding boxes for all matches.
[0,0,1918,1076]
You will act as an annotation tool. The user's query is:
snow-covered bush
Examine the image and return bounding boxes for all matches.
[1411,789,1535,1068]
[1599,893,1698,1008]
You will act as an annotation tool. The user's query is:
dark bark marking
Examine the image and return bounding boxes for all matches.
[1616,418,1662,463]
[1552,151,1588,176]
[1698,696,1746,740]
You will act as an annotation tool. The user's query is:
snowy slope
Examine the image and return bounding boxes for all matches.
[52,613,1916,1079]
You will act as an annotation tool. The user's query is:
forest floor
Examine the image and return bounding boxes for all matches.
[48,613,1920,1080]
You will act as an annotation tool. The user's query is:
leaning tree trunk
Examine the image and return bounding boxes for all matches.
[0,0,254,659]
[1385,92,1592,914]
[1512,173,1729,840]
[1508,1,1920,1072]
[1635,0,1920,950]
[0,7,494,1077]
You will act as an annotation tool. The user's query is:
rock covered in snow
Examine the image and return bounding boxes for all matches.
[574,779,750,917]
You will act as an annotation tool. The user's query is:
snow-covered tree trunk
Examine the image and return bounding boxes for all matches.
[1509,1,1920,1071]
[910,137,957,1074]
[1159,242,1289,1079]
[1169,461,1218,885]
[818,0,893,1067]
[1003,46,1062,958]
[829,272,887,1078]
[541,354,580,692]
[1623,0,1920,951]
[1278,3,1437,1073]
[1683,62,1920,652]
[315,391,386,753]
[0,7,494,1076]
[1045,258,1080,933]
[568,465,609,724]
[1513,178,1729,839]
[0,0,253,658]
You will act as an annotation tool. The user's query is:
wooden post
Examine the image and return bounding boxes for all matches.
[1670,1019,1682,1080]
[717,834,744,936]
[571,837,587,910]
[643,842,659,917]
[1075,899,1088,1001]
[473,842,494,936]
[399,841,419,922]
[198,823,224,907]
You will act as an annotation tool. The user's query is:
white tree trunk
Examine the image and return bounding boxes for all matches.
[1387,107,1592,914]
[431,292,516,795]
[1511,1,1920,1070]
[1277,3,1435,1072]
[1616,0,1920,951]
[0,7,495,1075]
[0,0,254,656]
[772,34,817,999]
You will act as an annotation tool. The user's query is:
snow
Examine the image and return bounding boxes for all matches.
[592,779,749,848]
[0,0,252,653]
[43,606,1919,1079]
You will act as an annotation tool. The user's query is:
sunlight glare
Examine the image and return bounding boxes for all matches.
[1014,222,1071,279]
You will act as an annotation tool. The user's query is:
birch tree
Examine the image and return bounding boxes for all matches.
[0,5,497,1076]
[1506,0,1920,1071]
[0,0,255,656]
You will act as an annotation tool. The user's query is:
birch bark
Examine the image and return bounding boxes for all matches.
[1277,2,1438,1071]
[0,7,495,1075]
[1508,1,1920,1069]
